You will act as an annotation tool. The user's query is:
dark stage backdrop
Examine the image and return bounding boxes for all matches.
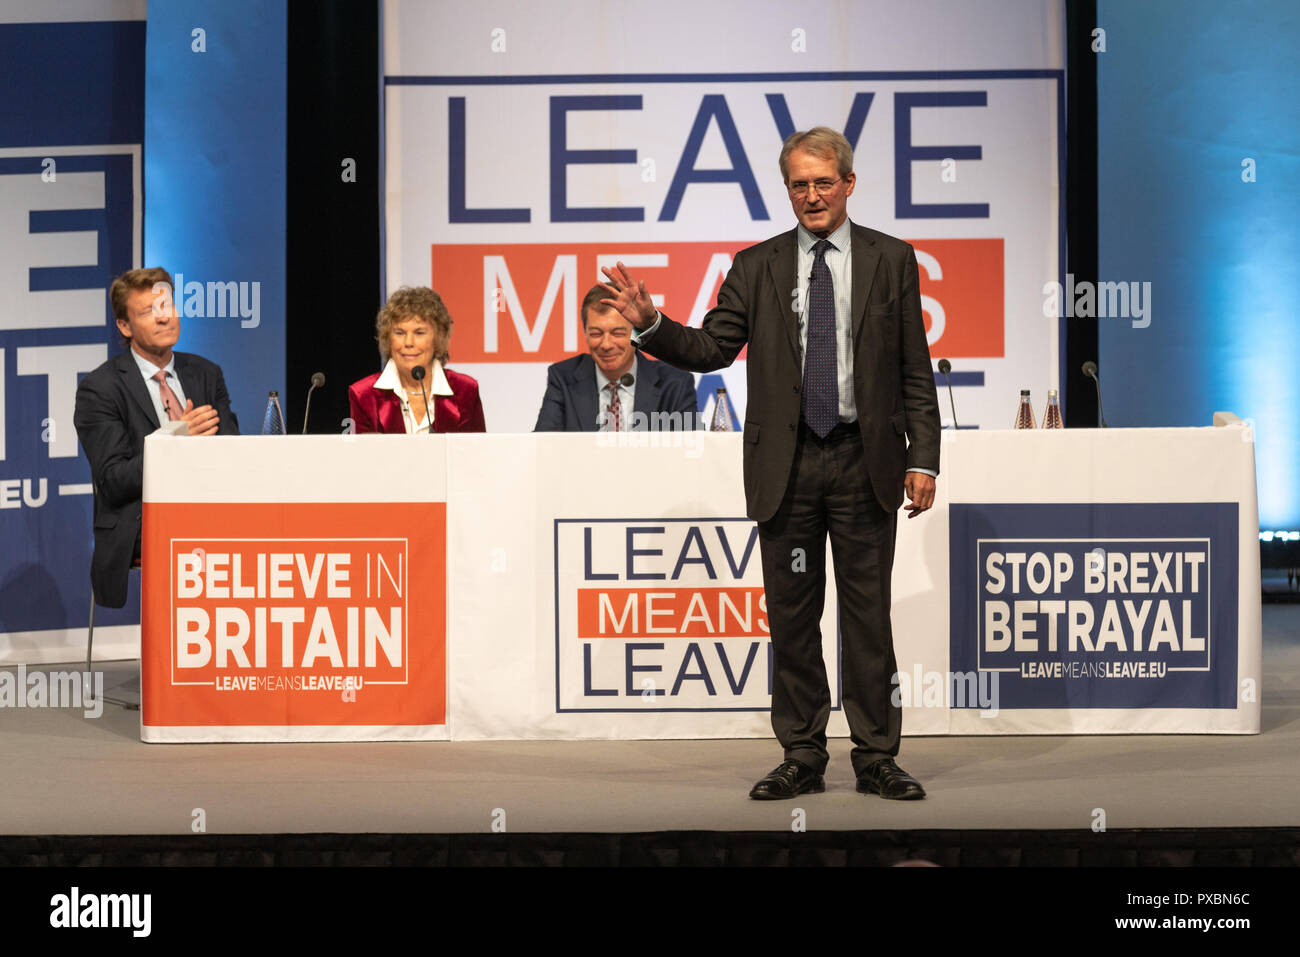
[286,0,383,437]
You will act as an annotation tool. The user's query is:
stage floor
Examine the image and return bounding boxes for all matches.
[2,605,1296,837]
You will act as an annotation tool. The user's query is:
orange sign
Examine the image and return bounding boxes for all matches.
[141,502,446,728]
[912,238,1004,358]
[577,586,769,639]
[433,242,746,363]
[432,238,1004,362]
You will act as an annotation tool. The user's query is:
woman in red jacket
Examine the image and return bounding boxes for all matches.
[347,286,486,433]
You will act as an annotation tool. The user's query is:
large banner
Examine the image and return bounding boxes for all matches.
[935,425,1260,734]
[0,4,146,663]
[554,517,772,713]
[1,0,287,665]
[140,435,449,742]
[383,0,1064,433]
[446,432,841,740]
[133,428,1259,741]
[949,502,1239,710]
[446,427,1259,740]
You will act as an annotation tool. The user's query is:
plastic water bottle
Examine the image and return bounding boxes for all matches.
[1041,389,1063,429]
[1014,390,1035,429]
[262,391,285,435]
[710,387,735,432]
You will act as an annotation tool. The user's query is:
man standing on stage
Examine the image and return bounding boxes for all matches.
[600,127,940,800]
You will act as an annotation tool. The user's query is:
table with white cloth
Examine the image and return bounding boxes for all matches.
[139,425,1261,742]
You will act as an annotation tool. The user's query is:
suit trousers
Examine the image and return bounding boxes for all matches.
[757,421,901,776]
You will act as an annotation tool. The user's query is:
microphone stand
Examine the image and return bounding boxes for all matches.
[302,372,325,434]
[412,364,432,434]
[938,359,958,429]
[1082,361,1108,428]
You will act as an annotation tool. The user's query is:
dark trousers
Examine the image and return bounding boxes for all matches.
[757,422,900,776]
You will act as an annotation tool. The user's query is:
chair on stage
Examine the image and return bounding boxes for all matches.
[85,488,142,712]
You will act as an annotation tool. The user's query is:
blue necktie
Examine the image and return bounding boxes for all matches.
[801,239,837,437]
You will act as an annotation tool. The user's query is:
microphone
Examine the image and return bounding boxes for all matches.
[301,371,325,434]
[1082,361,1108,428]
[620,373,634,388]
[412,364,432,434]
[937,359,958,429]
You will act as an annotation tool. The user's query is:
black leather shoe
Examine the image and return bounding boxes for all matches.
[749,759,825,800]
[856,758,926,800]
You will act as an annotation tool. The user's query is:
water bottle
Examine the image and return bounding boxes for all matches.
[1041,389,1063,429]
[1014,390,1035,429]
[710,387,735,431]
[262,391,285,435]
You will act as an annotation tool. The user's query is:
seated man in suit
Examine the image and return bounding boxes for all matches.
[74,267,238,608]
[534,284,699,432]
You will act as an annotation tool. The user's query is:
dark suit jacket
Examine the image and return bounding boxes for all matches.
[347,367,486,434]
[73,350,238,608]
[640,222,940,521]
[533,354,699,432]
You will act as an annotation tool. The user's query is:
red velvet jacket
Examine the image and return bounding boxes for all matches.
[347,365,486,433]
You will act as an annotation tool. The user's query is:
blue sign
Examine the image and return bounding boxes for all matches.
[0,19,145,638]
[949,503,1239,709]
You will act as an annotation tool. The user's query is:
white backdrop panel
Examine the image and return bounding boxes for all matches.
[383,0,1066,434]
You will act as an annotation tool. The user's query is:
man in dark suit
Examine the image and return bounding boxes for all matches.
[534,285,698,432]
[601,128,940,800]
[74,267,238,609]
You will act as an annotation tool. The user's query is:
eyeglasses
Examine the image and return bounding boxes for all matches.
[786,178,843,197]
